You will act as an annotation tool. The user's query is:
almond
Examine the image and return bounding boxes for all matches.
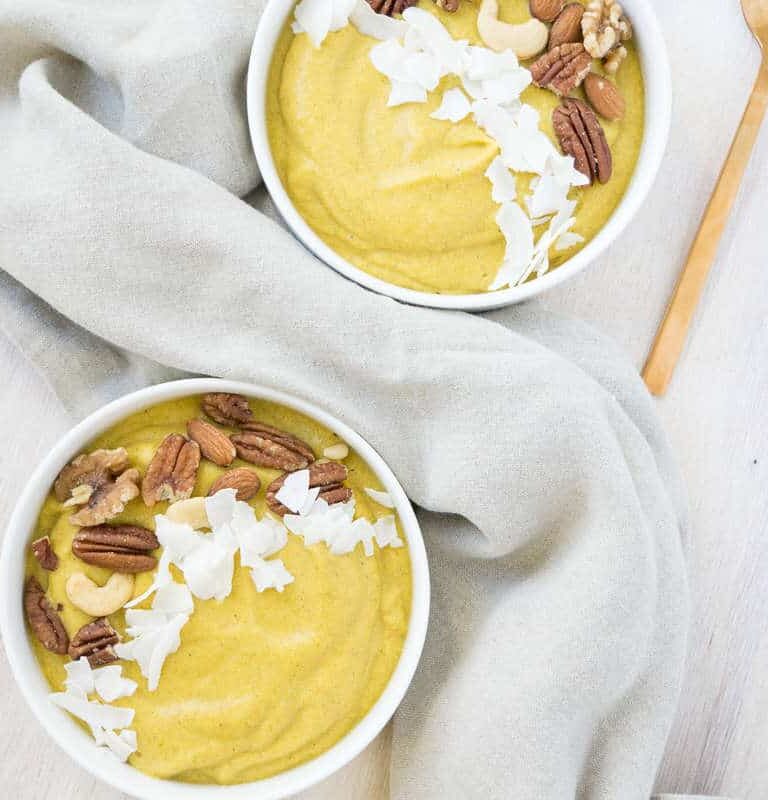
[530,0,563,22]
[548,3,584,50]
[584,72,625,120]
[207,468,262,501]
[187,419,236,467]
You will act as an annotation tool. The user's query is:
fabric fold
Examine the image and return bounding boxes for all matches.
[0,2,690,798]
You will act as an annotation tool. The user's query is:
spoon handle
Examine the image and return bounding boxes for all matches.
[643,62,768,396]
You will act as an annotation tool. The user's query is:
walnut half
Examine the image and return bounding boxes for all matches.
[582,0,632,72]
[54,448,141,527]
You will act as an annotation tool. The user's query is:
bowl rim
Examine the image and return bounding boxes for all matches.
[0,378,430,800]
[246,0,672,311]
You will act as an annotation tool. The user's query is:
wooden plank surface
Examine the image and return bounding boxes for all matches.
[1,1,767,797]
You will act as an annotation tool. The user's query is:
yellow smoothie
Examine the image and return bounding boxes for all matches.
[26,396,412,784]
[267,0,645,294]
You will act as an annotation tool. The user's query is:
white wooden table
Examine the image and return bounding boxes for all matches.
[1,0,766,797]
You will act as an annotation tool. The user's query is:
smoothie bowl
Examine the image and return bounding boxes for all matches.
[248,0,670,310]
[0,380,429,800]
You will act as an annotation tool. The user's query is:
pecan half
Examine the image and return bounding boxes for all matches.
[142,434,200,506]
[31,536,58,571]
[68,618,120,667]
[72,524,159,573]
[530,43,592,96]
[201,393,253,426]
[232,422,315,472]
[266,461,352,516]
[24,576,68,654]
[367,0,418,15]
[187,419,236,466]
[207,468,262,501]
[553,98,612,184]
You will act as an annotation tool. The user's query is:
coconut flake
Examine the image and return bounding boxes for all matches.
[92,666,138,703]
[275,470,314,515]
[64,657,94,696]
[249,558,295,593]
[490,202,535,290]
[364,487,396,508]
[285,497,403,557]
[484,156,518,204]
[555,230,585,252]
[431,88,471,122]
[373,516,404,549]
[293,0,356,47]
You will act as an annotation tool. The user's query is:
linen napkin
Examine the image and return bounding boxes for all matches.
[0,1,698,798]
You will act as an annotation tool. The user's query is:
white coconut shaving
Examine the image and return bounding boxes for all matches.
[285,496,403,557]
[274,470,320,515]
[292,0,357,47]
[364,487,396,508]
[431,88,471,122]
[484,156,518,204]
[49,670,137,762]
[349,0,406,40]
[115,580,193,691]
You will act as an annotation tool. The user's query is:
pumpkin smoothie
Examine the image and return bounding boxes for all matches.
[25,393,412,784]
[267,0,645,293]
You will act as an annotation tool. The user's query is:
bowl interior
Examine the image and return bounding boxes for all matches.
[247,0,671,311]
[0,378,430,800]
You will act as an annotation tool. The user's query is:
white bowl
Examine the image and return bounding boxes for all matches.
[0,378,430,800]
[247,0,671,311]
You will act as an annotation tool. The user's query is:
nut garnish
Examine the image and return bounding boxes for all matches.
[66,572,135,617]
[434,0,459,11]
[266,461,352,516]
[530,43,592,96]
[603,45,627,75]
[530,0,563,23]
[582,0,632,72]
[68,618,120,667]
[70,469,141,528]
[72,524,159,573]
[553,98,612,184]
[201,393,253,426]
[55,448,141,527]
[187,419,236,467]
[367,0,417,15]
[323,443,349,460]
[548,3,585,50]
[166,497,209,528]
[232,423,315,472]
[478,0,549,58]
[584,72,625,120]
[142,433,200,506]
[24,576,68,654]
[207,468,262,501]
[31,536,58,571]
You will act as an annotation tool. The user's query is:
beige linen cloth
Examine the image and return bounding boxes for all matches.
[0,1,719,799]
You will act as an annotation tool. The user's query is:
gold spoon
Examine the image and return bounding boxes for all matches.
[642,0,768,396]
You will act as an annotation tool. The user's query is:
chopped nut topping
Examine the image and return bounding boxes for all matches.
[24,576,68,654]
[55,448,141,527]
[31,536,58,571]
[201,393,253,426]
[72,524,159,573]
[232,422,316,472]
[267,461,352,516]
[582,0,632,66]
[142,434,200,507]
[68,618,120,667]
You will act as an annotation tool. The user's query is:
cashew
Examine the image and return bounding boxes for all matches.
[477,0,549,58]
[166,496,209,529]
[66,572,134,616]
